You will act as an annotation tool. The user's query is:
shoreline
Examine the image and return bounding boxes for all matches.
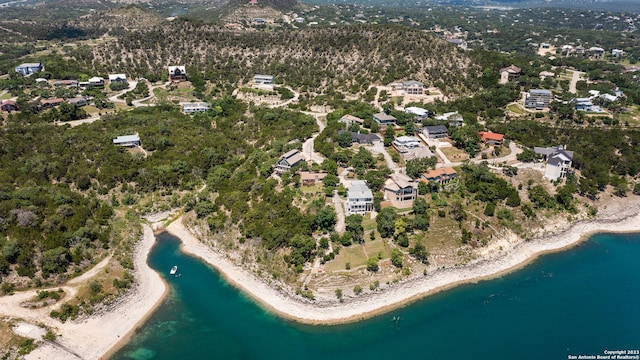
[17,224,168,360]
[166,204,640,325]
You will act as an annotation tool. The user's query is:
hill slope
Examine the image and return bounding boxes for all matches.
[78,22,478,96]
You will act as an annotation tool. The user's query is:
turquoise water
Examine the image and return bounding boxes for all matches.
[113,232,640,360]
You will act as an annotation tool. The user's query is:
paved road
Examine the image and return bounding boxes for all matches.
[569,70,585,94]
[366,141,400,173]
[301,114,327,164]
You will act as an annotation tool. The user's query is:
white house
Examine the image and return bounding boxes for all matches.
[405,107,428,121]
[15,63,43,76]
[346,180,374,215]
[435,111,463,127]
[88,77,105,86]
[402,80,424,95]
[113,134,141,147]
[534,146,573,181]
[339,114,364,127]
[253,74,274,85]
[393,136,421,149]
[181,102,209,114]
[109,74,127,83]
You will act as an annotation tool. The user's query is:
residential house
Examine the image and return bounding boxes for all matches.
[421,167,457,186]
[351,132,381,145]
[181,102,210,114]
[113,134,141,147]
[479,131,504,146]
[402,80,424,95]
[573,98,601,112]
[384,173,417,203]
[40,98,64,109]
[53,80,78,87]
[346,180,374,215]
[405,107,428,121]
[539,71,555,79]
[0,100,18,112]
[392,136,421,153]
[446,38,468,49]
[253,74,274,85]
[435,111,463,127]
[534,146,573,181]
[275,149,306,174]
[15,63,43,76]
[300,171,327,186]
[588,47,605,59]
[423,125,448,139]
[612,49,624,57]
[338,114,364,127]
[168,66,187,81]
[67,97,88,107]
[338,130,380,145]
[253,18,265,25]
[109,74,127,83]
[499,65,521,84]
[88,77,105,87]
[525,89,553,109]
[373,112,396,126]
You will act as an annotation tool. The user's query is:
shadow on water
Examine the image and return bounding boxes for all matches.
[113,232,640,360]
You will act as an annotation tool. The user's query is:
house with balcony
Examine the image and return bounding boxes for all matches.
[401,80,424,95]
[405,107,428,121]
[346,181,374,215]
[479,131,504,146]
[373,112,396,126]
[499,65,521,84]
[421,167,457,186]
[15,63,43,76]
[534,146,573,181]
[525,89,553,109]
[168,66,187,81]
[181,102,210,114]
[253,74,274,86]
[423,125,448,139]
[384,173,417,203]
[109,74,127,83]
[275,149,305,174]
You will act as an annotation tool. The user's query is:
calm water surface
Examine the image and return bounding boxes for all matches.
[113,232,640,360]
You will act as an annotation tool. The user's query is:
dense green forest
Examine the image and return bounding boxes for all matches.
[0,100,319,284]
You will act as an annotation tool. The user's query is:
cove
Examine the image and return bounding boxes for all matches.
[113,232,640,360]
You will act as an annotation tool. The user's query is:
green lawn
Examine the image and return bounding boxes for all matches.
[507,103,524,114]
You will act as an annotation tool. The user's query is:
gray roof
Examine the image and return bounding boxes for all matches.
[17,63,42,67]
[348,180,373,199]
[113,134,140,144]
[403,80,423,86]
[373,112,396,121]
[424,125,448,134]
[352,132,380,143]
[530,89,552,95]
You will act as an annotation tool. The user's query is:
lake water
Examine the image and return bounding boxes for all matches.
[112,232,640,360]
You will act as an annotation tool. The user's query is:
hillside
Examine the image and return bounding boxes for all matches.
[75,22,478,96]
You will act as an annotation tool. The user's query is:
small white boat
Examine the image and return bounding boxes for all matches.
[170,266,178,275]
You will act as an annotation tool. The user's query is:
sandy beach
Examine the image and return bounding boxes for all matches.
[167,200,640,324]
[1,224,167,360]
